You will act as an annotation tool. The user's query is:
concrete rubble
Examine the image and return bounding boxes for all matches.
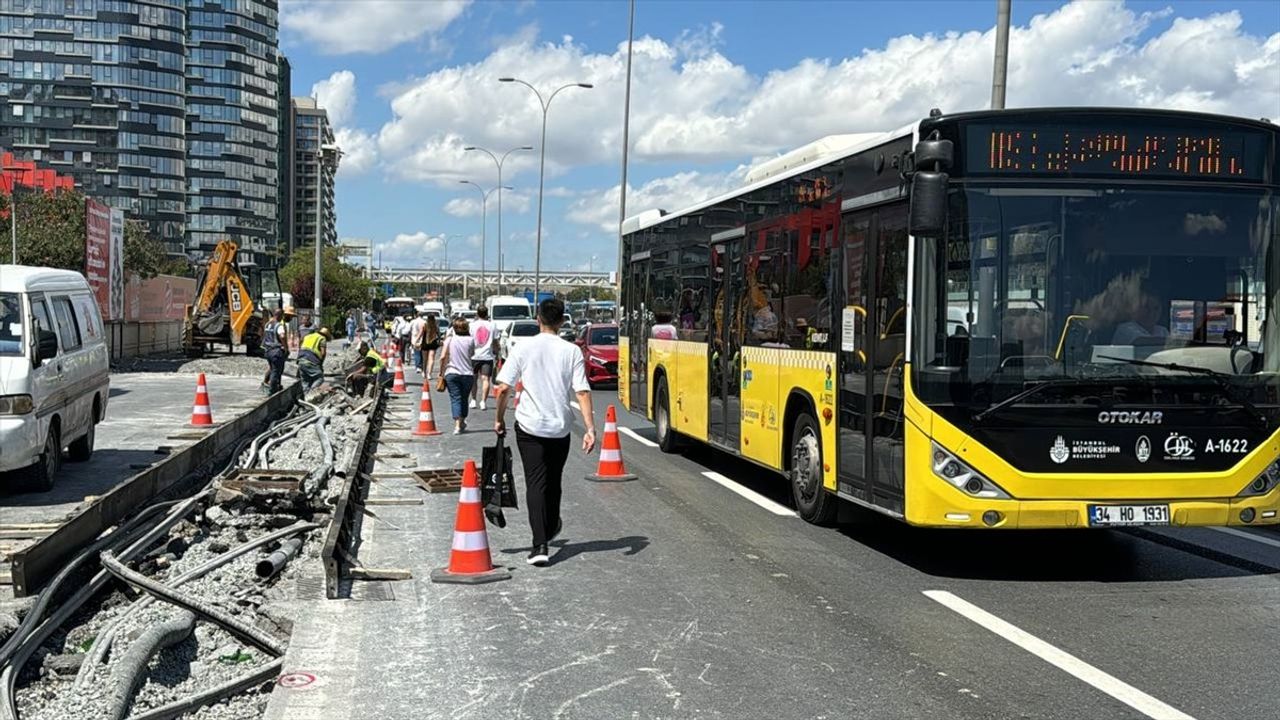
[13,380,376,720]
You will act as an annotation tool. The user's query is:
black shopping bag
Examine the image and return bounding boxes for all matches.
[480,434,519,527]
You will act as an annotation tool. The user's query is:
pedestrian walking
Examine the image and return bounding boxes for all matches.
[494,298,596,567]
[438,317,476,434]
[297,326,330,390]
[469,305,497,411]
[260,307,292,395]
[410,310,428,374]
[345,310,357,347]
[423,312,442,383]
[393,312,412,365]
[365,310,378,342]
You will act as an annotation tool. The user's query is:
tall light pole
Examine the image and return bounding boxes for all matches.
[498,77,593,304]
[2,162,28,264]
[464,144,531,295]
[459,181,511,300]
[588,254,598,306]
[991,0,1011,109]
[314,143,343,324]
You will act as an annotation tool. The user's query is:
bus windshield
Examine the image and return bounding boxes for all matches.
[914,185,1279,419]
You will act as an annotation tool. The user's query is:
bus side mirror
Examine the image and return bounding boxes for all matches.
[909,171,949,237]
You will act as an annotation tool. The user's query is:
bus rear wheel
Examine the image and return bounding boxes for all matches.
[654,377,680,453]
[790,412,835,525]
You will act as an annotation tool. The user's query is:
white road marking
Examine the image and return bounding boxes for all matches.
[923,590,1195,720]
[700,471,797,517]
[1210,526,1280,549]
[619,426,658,448]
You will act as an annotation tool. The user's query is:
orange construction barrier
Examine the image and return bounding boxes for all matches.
[190,373,214,427]
[391,356,407,394]
[430,460,511,584]
[412,384,442,436]
[586,405,636,482]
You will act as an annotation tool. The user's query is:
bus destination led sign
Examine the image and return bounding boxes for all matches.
[966,123,1269,180]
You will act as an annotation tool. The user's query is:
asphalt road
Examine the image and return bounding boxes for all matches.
[272,383,1280,720]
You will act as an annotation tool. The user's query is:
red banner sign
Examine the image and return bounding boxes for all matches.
[85,198,112,318]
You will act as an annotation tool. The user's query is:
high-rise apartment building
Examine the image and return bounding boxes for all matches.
[0,0,188,252]
[289,96,337,252]
[185,0,281,267]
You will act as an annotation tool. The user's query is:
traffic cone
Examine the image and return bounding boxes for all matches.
[586,405,636,482]
[412,384,442,436]
[430,460,511,585]
[190,373,214,427]
[391,358,408,394]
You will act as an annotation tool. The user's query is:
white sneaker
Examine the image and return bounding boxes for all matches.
[479,401,487,411]
[468,398,477,409]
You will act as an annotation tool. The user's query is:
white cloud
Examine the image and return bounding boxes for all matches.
[568,165,749,232]
[281,0,470,55]
[372,1,1279,185]
[444,190,533,218]
[375,231,446,267]
[312,71,378,177]
[312,70,356,126]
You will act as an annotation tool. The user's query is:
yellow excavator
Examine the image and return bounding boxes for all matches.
[183,240,282,357]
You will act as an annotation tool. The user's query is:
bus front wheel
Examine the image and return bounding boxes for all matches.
[654,377,680,453]
[790,412,835,525]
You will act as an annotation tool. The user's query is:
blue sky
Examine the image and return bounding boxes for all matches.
[277,0,1280,274]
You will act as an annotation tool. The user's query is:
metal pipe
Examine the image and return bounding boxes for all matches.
[77,522,319,688]
[991,0,1011,109]
[255,537,303,579]
[617,0,635,311]
[99,552,284,656]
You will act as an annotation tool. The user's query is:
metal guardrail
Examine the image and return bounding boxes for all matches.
[321,387,386,599]
[9,383,303,597]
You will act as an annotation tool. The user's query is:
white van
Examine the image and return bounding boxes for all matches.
[0,266,110,490]
[485,295,533,337]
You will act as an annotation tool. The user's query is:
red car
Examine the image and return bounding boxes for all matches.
[576,322,619,387]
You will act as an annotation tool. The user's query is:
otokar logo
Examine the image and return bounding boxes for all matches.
[1049,436,1070,464]
[1098,411,1163,425]
[1163,432,1195,461]
[1135,435,1152,463]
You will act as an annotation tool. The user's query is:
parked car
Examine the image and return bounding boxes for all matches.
[0,265,109,491]
[576,322,619,387]
[500,319,540,360]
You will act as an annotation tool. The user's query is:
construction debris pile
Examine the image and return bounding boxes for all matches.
[112,342,365,381]
[9,387,376,720]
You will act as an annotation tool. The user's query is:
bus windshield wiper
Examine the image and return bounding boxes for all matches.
[1098,355,1267,426]
[972,378,1080,423]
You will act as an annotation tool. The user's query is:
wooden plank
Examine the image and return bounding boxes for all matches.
[349,567,412,581]
[362,498,423,506]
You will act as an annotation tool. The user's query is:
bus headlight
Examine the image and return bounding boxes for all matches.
[0,395,33,415]
[1238,458,1280,497]
[931,442,1011,499]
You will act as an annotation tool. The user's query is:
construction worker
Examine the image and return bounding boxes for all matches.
[345,339,386,396]
[298,326,331,390]
[261,307,293,395]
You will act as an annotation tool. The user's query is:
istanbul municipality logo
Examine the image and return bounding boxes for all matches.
[1050,436,1070,464]
[1136,435,1152,463]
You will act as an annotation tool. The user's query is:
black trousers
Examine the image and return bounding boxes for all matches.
[515,423,571,547]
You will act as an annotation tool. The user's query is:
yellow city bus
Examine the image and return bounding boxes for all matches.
[619,107,1280,529]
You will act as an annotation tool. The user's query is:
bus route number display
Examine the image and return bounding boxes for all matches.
[966,123,1268,180]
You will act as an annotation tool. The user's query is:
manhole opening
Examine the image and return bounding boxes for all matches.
[412,468,466,493]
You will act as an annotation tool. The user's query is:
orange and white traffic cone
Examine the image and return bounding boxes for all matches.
[190,373,214,427]
[586,405,636,482]
[412,384,442,436]
[391,357,407,394]
[430,459,511,585]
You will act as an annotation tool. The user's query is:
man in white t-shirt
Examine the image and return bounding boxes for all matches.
[469,305,498,410]
[494,298,596,567]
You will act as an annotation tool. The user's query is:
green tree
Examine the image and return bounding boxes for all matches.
[0,190,180,278]
[279,244,372,327]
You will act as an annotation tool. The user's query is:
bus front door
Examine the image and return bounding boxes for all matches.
[627,251,651,418]
[709,239,743,449]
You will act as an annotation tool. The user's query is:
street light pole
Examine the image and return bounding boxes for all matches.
[459,182,512,301]
[2,164,24,264]
[464,145,531,295]
[498,77,593,304]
